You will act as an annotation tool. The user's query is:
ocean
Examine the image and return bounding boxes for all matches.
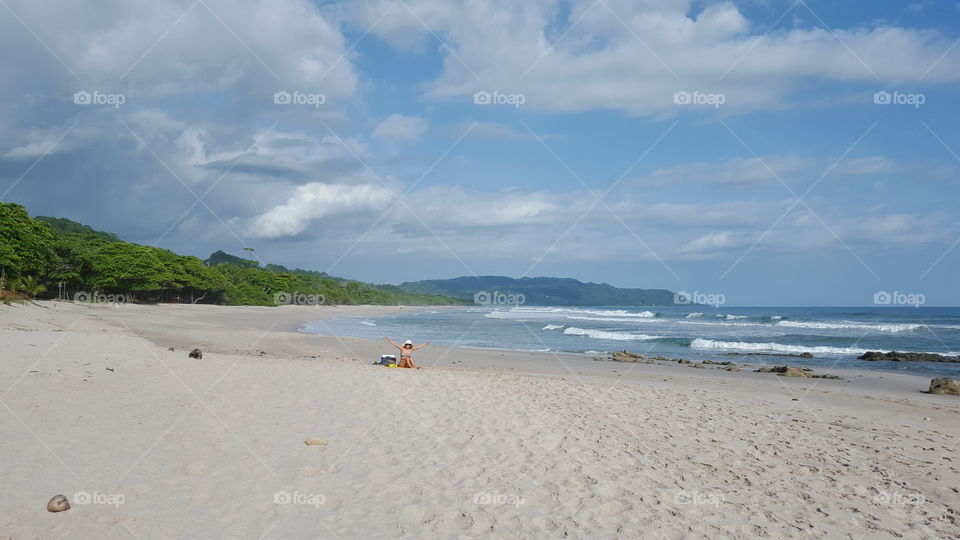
[301,306,960,378]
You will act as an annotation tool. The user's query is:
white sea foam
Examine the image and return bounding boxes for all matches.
[542,324,564,330]
[686,312,703,319]
[690,338,872,355]
[716,314,748,320]
[565,315,658,323]
[563,327,662,341]
[770,315,783,320]
[484,307,656,320]
[775,320,922,333]
[358,321,377,327]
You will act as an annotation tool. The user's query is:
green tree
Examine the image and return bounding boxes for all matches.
[0,203,57,289]
[12,275,47,297]
[85,243,170,300]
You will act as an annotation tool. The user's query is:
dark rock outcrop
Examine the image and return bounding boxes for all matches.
[755,365,842,379]
[611,350,645,363]
[858,351,960,363]
[188,348,203,360]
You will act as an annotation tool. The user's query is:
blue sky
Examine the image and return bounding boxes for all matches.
[0,0,958,305]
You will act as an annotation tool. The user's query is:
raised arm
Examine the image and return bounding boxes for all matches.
[385,337,402,350]
[412,340,432,351]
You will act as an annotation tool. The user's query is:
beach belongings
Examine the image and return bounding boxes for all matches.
[188,348,202,359]
[47,494,70,512]
[304,438,328,446]
[929,378,960,395]
[379,354,397,366]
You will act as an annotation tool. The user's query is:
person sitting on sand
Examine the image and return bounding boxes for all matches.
[384,337,431,369]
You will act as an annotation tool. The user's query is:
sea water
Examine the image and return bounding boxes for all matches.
[301,306,960,378]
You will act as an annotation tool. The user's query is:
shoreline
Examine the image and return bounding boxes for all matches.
[25,300,957,400]
[3,301,959,538]
[289,305,955,394]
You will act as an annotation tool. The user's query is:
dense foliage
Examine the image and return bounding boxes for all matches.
[0,203,467,306]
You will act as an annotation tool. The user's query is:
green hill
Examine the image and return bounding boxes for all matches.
[35,216,121,242]
[399,276,676,306]
[0,202,467,306]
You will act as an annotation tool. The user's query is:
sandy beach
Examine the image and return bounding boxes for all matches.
[2,301,959,539]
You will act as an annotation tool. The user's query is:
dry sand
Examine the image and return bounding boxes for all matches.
[1,301,958,539]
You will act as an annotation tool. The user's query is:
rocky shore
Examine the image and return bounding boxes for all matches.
[858,351,960,363]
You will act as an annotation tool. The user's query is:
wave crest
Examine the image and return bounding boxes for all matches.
[563,327,663,341]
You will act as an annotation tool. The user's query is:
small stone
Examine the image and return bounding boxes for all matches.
[188,348,202,360]
[47,494,70,512]
[304,438,328,446]
[168,347,175,351]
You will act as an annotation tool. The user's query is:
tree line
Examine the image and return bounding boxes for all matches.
[0,203,466,306]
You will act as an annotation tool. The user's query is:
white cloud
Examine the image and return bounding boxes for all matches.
[343,0,960,116]
[4,139,61,159]
[645,156,812,187]
[640,154,896,189]
[401,186,570,227]
[372,114,429,143]
[246,180,395,238]
[681,231,734,252]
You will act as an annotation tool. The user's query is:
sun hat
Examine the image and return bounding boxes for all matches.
[403,339,413,345]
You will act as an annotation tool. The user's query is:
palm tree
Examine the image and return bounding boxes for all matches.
[12,275,47,298]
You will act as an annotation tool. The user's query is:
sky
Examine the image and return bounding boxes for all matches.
[0,0,958,306]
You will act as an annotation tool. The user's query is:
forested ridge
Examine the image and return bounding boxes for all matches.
[0,202,466,306]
